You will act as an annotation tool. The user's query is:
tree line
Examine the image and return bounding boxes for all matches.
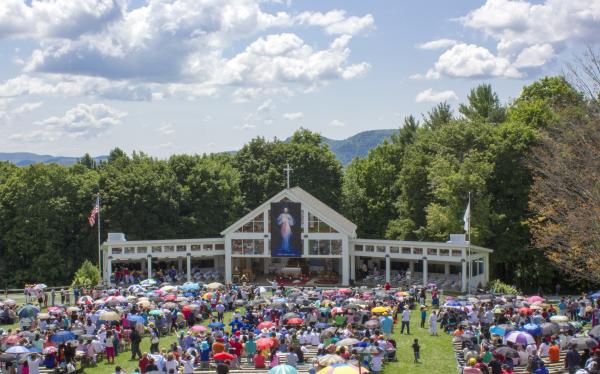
[0,74,597,290]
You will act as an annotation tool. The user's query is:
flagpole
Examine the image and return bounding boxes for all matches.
[97,193,102,275]
[467,191,471,297]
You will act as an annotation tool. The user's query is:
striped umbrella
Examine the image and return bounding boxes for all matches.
[506,331,535,346]
[269,364,298,374]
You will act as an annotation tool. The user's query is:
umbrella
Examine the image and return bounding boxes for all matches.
[589,325,600,338]
[526,296,545,303]
[506,331,536,346]
[140,279,158,287]
[205,282,224,290]
[336,338,359,346]
[489,326,507,336]
[127,315,145,324]
[540,323,559,336]
[182,283,200,292]
[521,323,542,336]
[47,306,63,314]
[66,306,80,313]
[18,305,40,318]
[550,315,569,323]
[33,284,47,290]
[37,313,52,320]
[148,309,164,317]
[256,337,275,350]
[316,322,330,329]
[163,302,178,309]
[213,352,235,360]
[50,331,76,343]
[495,346,517,358]
[283,312,299,320]
[371,306,388,314]
[2,335,20,344]
[258,321,274,330]
[317,363,369,374]
[356,345,381,354]
[202,292,215,300]
[286,318,303,325]
[191,325,208,333]
[364,320,380,329]
[99,311,120,321]
[160,285,177,293]
[317,354,346,366]
[569,337,599,350]
[208,322,224,329]
[5,346,29,354]
[269,364,298,374]
[338,288,353,294]
[43,346,58,354]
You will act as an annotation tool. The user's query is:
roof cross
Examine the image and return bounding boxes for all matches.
[284,163,293,189]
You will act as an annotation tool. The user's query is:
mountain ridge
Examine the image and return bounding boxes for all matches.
[0,129,398,167]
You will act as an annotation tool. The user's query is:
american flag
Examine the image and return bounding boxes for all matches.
[88,195,99,227]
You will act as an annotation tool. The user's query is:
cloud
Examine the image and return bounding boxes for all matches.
[329,119,345,127]
[295,10,375,35]
[417,39,457,50]
[0,100,42,125]
[513,43,555,68]
[215,33,369,90]
[420,43,522,79]
[283,112,304,120]
[10,103,126,142]
[460,0,600,55]
[415,89,458,103]
[0,0,123,39]
[156,123,175,136]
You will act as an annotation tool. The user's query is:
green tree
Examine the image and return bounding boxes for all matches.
[72,260,101,287]
[459,84,506,124]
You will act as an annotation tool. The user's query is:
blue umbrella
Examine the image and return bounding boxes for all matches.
[521,323,542,337]
[590,291,600,299]
[51,331,76,343]
[18,304,40,318]
[127,315,145,324]
[269,364,298,374]
[183,292,194,297]
[208,322,224,329]
[444,301,461,307]
[182,283,200,292]
[5,346,30,354]
[316,322,330,329]
[490,326,507,336]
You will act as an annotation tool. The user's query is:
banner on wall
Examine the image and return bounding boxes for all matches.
[270,202,302,257]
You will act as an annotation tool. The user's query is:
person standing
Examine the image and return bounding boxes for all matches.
[429,310,438,336]
[565,344,581,374]
[420,306,427,328]
[412,338,420,364]
[27,353,41,374]
[130,328,142,360]
[401,306,411,335]
[51,288,56,307]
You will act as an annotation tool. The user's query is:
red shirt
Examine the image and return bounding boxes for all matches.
[230,341,243,356]
[138,356,149,374]
[254,353,265,368]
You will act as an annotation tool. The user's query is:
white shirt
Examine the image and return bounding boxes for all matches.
[402,310,410,322]
[181,358,194,374]
[27,356,41,374]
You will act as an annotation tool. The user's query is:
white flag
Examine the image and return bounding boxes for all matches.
[463,201,470,232]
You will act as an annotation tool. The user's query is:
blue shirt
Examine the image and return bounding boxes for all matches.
[380,316,393,333]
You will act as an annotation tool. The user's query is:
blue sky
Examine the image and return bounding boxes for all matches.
[0,0,594,157]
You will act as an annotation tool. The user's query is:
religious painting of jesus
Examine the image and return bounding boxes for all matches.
[270,202,302,257]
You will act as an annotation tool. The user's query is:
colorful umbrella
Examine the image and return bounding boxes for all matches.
[51,331,76,343]
[43,346,58,354]
[205,282,224,290]
[506,331,535,346]
[336,338,359,346]
[127,315,145,324]
[521,323,542,336]
[269,364,298,374]
[208,321,224,329]
[550,315,569,323]
[569,337,599,350]
[286,318,303,325]
[256,337,275,350]
[191,325,208,333]
[18,305,39,318]
[258,321,274,330]
[5,346,30,354]
[148,309,164,316]
[213,352,235,360]
[317,363,369,374]
[317,354,346,366]
[182,283,200,292]
[526,296,545,303]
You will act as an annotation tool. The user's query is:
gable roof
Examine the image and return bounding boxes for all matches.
[220,186,357,236]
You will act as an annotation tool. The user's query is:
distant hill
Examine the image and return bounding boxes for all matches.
[0,152,107,166]
[1,129,397,167]
[322,129,398,165]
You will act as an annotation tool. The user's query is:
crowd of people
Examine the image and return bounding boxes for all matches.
[1,280,429,374]
[446,294,600,374]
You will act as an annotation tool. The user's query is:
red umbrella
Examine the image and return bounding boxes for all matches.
[286,318,304,325]
[164,294,177,301]
[519,307,532,315]
[2,335,19,344]
[213,352,235,360]
[338,288,352,294]
[256,337,275,350]
[257,321,274,330]
[191,325,208,333]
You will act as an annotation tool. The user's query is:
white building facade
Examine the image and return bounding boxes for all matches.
[102,187,492,292]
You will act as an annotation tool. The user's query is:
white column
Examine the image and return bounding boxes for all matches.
[341,237,349,286]
[186,254,192,282]
[484,254,490,285]
[385,255,391,283]
[147,256,152,280]
[461,259,467,293]
[141,259,146,273]
[422,258,428,286]
[107,256,113,286]
[178,257,183,273]
[350,253,356,281]
[444,263,450,275]
[224,237,232,284]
